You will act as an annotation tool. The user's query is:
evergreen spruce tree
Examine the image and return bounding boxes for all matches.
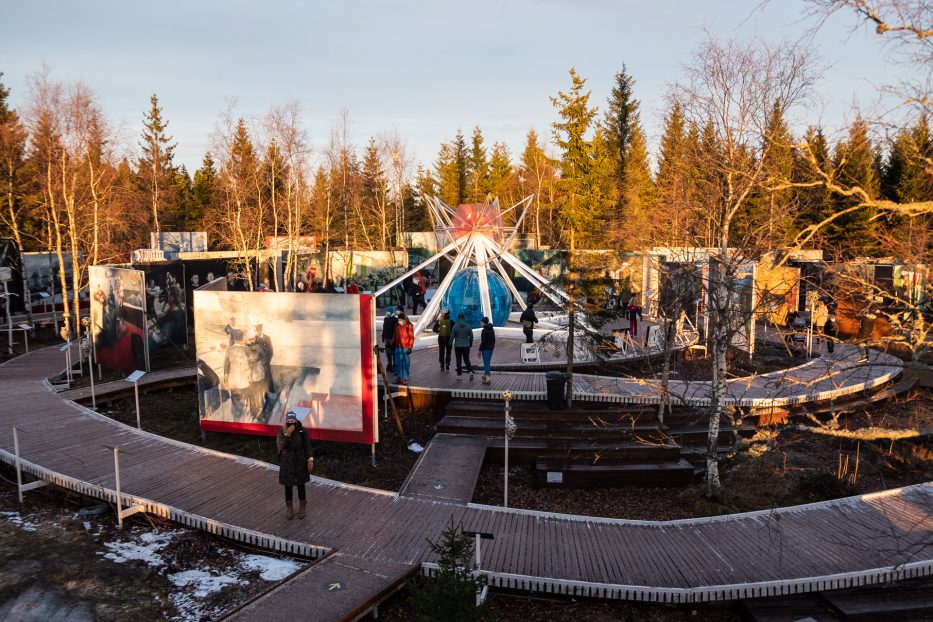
[793,126,833,242]
[172,165,193,229]
[138,94,177,234]
[435,130,468,207]
[410,518,486,622]
[361,137,390,247]
[602,66,638,206]
[616,124,655,249]
[414,165,438,230]
[550,68,605,245]
[655,102,692,245]
[487,142,512,199]
[828,116,879,256]
[467,126,489,202]
[189,152,215,230]
[744,103,795,248]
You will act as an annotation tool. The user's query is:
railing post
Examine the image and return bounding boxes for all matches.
[13,427,23,504]
[114,447,124,528]
[13,426,46,503]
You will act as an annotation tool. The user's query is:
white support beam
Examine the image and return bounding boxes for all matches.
[498,251,570,306]
[374,238,464,297]
[499,195,535,252]
[411,237,475,338]
[473,236,494,323]
[489,252,526,311]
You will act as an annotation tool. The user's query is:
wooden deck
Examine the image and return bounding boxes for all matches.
[399,434,490,504]
[59,367,195,403]
[395,341,903,408]
[224,552,417,622]
[0,344,931,610]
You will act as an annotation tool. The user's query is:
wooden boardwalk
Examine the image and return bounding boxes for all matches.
[0,344,931,610]
[396,340,903,407]
[225,552,417,622]
[399,434,490,504]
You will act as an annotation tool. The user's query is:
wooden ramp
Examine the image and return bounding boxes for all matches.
[59,367,195,403]
[223,552,417,622]
[399,434,490,504]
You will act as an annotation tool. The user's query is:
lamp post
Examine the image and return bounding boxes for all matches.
[502,390,516,508]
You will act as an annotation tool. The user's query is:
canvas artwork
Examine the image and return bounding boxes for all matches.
[150,231,208,253]
[22,251,81,305]
[182,258,251,324]
[195,291,376,444]
[0,238,24,313]
[142,261,188,350]
[89,266,149,373]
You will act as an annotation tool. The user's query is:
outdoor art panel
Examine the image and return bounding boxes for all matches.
[194,291,376,444]
[89,266,149,374]
[142,261,188,350]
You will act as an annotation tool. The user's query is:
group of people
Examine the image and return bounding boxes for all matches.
[785,299,838,353]
[381,307,415,385]
[381,307,499,384]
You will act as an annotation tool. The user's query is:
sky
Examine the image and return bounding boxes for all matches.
[0,0,902,174]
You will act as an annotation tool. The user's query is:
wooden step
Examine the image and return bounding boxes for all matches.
[534,457,695,488]
[436,415,747,444]
[484,438,681,465]
[740,594,841,621]
[821,581,933,620]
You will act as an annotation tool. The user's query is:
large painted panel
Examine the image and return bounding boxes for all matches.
[194,291,376,444]
[150,232,208,253]
[89,266,149,373]
[142,261,188,350]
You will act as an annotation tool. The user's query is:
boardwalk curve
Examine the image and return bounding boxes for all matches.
[1,344,931,608]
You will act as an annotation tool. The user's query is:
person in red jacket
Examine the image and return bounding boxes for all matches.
[393,313,415,385]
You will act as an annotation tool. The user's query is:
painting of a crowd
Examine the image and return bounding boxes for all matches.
[143,261,188,350]
[89,266,149,374]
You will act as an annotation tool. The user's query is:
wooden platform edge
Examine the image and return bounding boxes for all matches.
[0,448,332,560]
[422,558,933,604]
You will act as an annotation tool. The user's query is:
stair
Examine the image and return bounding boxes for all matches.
[535,457,695,488]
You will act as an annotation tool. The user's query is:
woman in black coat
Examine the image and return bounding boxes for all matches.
[277,411,312,519]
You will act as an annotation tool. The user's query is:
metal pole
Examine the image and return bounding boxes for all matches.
[88,347,96,409]
[504,400,510,509]
[371,442,376,467]
[3,281,11,356]
[13,427,23,504]
[475,533,481,569]
[134,381,141,429]
[114,447,123,528]
[23,329,28,354]
[65,346,72,386]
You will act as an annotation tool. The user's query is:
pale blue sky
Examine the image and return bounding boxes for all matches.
[1,0,898,173]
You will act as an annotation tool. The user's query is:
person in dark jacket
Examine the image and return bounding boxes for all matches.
[856,311,876,362]
[519,303,538,344]
[381,307,398,372]
[478,317,495,384]
[823,314,837,354]
[450,313,474,379]
[276,411,312,520]
[433,310,452,371]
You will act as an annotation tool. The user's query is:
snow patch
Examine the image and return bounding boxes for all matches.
[240,554,303,581]
[101,530,178,566]
[0,511,40,532]
[170,569,242,597]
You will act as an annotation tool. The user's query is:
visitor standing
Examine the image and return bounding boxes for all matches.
[479,317,495,384]
[394,313,415,385]
[856,311,876,362]
[412,271,427,315]
[520,302,538,344]
[812,300,829,344]
[451,313,474,379]
[433,310,452,371]
[824,314,837,354]
[277,411,312,520]
[627,295,641,337]
[381,307,398,373]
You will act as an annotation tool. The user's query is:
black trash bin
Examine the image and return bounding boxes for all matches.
[545,371,566,410]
